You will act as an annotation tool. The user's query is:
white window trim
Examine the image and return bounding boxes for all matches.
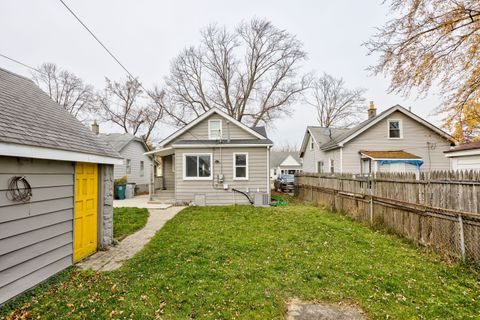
[310,137,314,150]
[208,119,223,140]
[126,159,132,174]
[329,158,335,173]
[233,152,249,180]
[183,153,213,180]
[387,119,403,139]
[140,160,145,177]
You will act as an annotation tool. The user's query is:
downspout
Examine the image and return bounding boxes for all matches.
[149,156,154,201]
[340,148,343,173]
[267,146,271,202]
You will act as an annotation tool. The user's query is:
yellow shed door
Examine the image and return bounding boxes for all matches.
[74,163,98,261]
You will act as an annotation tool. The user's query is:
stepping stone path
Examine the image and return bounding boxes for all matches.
[78,206,184,271]
[286,299,366,320]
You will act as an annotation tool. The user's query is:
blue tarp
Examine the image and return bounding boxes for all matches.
[377,159,424,168]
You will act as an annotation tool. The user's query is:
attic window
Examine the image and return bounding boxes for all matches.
[310,138,314,150]
[209,120,222,140]
[388,120,402,139]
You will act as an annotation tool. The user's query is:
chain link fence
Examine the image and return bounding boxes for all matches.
[295,171,480,265]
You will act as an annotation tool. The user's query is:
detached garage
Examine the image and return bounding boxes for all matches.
[444,141,480,171]
[0,67,122,305]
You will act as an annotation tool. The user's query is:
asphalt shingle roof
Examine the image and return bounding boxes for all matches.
[0,67,120,158]
[444,141,480,153]
[270,151,302,167]
[100,133,148,152]
[360,150,421,159]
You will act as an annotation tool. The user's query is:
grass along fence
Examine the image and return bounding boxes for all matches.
[295,171,480,265]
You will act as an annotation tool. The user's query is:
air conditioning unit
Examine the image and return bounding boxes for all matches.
[253,193,270,207]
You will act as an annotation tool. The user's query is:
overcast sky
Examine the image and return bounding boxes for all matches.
[0,0,444,148]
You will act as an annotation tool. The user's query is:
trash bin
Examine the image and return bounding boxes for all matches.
[125,183,135,199]
[115,184,126,200]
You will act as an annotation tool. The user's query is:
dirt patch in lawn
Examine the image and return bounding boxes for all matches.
[286,299,366,320]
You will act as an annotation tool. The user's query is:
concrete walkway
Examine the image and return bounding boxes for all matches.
[113,195,171,209]
[78,206,185,271]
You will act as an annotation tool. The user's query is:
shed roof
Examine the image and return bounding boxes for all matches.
[0,67,120,160]
[360,150,422,160]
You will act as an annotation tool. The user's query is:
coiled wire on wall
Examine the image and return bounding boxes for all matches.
[6,176,32,202]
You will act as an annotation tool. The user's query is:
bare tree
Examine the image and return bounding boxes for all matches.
[31,63,95,120]
[162,18,309,127]
[365,0,480,142]
[305,73,366,128]
[274,141,299,152]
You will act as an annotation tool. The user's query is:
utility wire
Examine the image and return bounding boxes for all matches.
[57,0,219,149]
[0,53,41,73]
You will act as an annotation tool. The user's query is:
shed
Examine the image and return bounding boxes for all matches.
[0,67,122,305]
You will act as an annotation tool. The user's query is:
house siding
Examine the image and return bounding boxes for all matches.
[113,141,152,190]
[340,111,452,173]
[174,147,269,205]
[172,113,257,143]
[0,157,74,305]
[302,134,331,173]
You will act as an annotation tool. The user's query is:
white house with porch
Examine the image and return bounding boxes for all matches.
[146,108,273,206]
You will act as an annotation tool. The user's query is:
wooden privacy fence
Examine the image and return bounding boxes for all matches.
[295,171,480,265]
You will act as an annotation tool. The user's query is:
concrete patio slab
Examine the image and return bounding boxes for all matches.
[77,206,185,271]
[113,195,172,209]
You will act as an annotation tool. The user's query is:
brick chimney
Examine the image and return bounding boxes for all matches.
[368,101,377,119]
[91,120,99,135]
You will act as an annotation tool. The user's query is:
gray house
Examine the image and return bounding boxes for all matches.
[270,151,303,180]
[100,133,154,193]
[300,104,455,175]
[0,67,122,305]
[147,108,273,205]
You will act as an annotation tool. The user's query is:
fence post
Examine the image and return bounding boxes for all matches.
[458,214,466,261]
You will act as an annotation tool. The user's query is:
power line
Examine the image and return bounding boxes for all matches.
[58,0,141,83]
[0,53,41,73]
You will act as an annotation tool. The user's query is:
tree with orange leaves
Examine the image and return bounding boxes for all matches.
[366,0,480,142]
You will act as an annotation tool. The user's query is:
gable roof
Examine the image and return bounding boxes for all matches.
[0,67,121,163]
[270,151,302,167]
[299,126,349,156]
[320,105,455,151]
[101,133,149,153]
[158,108,268,147]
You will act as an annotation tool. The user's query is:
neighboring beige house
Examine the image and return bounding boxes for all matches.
[444,141,480,171]
[300,104,456,175]
[0,67,122,305]
[270,151,303,180]
[147,108,273,205]
[100,133,154,193]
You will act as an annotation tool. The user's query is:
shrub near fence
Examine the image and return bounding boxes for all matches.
[295,171,480,265]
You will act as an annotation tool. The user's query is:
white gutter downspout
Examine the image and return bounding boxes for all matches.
[266,146,271,203]
[340,147,343,173]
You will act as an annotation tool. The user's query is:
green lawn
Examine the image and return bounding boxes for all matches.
[2,205,479,319]
[113,207,149,241]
